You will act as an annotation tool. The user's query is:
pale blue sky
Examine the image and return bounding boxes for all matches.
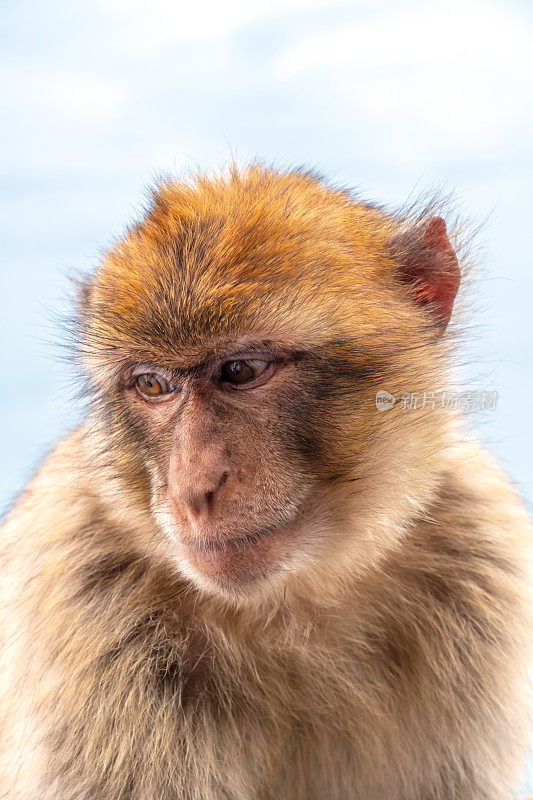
[1,0,533,790]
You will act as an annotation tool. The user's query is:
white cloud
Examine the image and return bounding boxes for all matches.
[97,0,340,47]
[276,0,533,161]
[279,0,532,74]
[46,76,125,123]
[2,67,125,124]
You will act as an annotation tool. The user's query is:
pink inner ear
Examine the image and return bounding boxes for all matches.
[404,216,461,329]
[424,217,454,254]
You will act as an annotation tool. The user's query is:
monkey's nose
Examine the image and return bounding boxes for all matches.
[174,470,228,519]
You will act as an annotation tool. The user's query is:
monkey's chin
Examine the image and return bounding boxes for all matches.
[176,524,298,595]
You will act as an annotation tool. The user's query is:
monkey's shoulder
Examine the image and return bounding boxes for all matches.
[1,426,91,534]
[373,439,533,668]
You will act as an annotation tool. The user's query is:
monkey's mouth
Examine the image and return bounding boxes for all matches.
[188,524,281,553]
[179,521,298,586]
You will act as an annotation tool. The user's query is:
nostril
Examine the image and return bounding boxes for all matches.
[173,470,229,518]
[205,471,228,509]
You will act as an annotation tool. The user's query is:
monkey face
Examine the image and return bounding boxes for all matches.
[119,342,321,592]
[80,167,459,599]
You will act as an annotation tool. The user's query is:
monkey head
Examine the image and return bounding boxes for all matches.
[79,167,461,601]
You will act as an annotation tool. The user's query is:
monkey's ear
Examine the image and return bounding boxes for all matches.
[395,217,460,330]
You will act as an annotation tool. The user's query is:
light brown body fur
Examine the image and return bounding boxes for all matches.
[1,166,532,799]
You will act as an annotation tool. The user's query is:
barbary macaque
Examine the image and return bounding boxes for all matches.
[1,165,532,800]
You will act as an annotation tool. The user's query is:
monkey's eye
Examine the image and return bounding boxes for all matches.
[135,374,175,399]
[220,359,271,387]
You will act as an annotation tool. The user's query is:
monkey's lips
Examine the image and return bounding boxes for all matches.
[179,523,297,586]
